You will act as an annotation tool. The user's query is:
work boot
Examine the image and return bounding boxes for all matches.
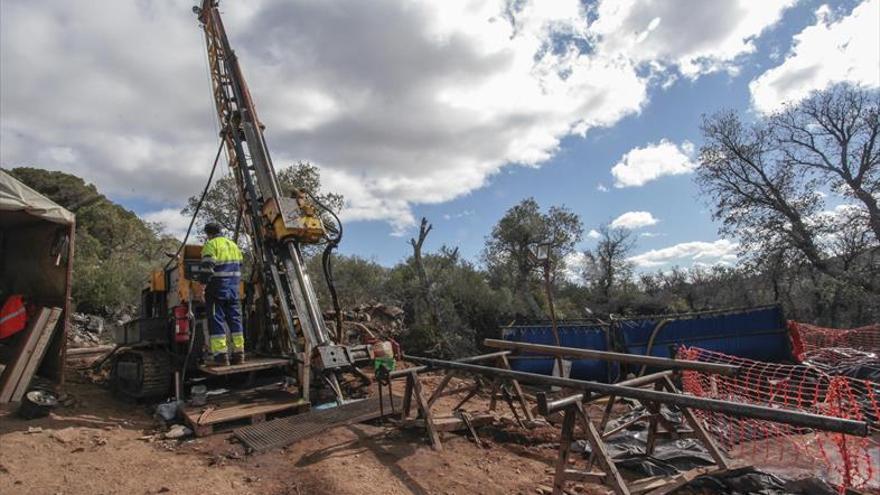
[230,352,246,365]
[207,354,229,367]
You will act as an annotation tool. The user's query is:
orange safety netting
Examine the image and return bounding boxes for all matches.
[789,321,880,357]
[677,346,879,491]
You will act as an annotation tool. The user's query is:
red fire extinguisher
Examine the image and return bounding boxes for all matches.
[173,305,190,343]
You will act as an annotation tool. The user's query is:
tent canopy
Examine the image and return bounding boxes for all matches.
[0,169,75,226]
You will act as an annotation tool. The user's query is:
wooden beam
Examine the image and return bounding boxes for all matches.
[11,308,63,402]
[0,308,55,403]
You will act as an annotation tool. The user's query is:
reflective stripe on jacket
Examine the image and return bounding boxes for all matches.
[0,294,27,339]
[202,236,243,299]
[201,236,243,265]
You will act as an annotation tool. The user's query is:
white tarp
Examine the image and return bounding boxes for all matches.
[0,169,74,226]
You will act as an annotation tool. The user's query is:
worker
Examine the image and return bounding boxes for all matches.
[200,222,245,366]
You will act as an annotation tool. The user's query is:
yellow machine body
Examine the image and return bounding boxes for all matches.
[262,193,325,243]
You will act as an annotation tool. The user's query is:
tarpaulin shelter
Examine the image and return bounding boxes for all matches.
[0,169,75,395]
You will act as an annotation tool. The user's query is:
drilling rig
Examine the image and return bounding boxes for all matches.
[109,0,385,414]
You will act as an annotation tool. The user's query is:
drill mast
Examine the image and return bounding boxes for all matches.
[195,0,356,402]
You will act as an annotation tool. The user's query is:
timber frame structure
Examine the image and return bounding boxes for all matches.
[536,371,730,495]
[388,340,869,495]
[381,351,533,450]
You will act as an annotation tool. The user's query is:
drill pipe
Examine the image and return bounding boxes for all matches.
[388,350,511,379]
[484,339,740,376]
[405,354,869,437]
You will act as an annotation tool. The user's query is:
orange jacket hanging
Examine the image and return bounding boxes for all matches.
[0,295,27,339]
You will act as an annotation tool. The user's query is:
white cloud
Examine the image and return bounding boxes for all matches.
[596,183,609,192]
[611,140,696,188]
[750,0,880,113]
[442,210,475,221]
[629,239,739,268]
[611,211,659,229]
[592,0,797,78]
[0,0,796,230]
[587,229,602,239]
[142,208,192,240]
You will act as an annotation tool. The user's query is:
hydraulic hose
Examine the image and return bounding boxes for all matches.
[305,190,345,343]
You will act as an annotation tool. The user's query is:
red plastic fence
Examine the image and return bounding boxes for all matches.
[678,346,879,491]
[789,321,880,356]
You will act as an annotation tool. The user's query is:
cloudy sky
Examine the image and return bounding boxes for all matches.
[2,0,878,270]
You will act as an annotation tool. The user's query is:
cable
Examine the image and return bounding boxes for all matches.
[164,138,226,270]
[305,190,345,342]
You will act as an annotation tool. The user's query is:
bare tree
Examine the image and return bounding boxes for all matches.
[410,217,438,322]
[697,84,879,295]
[582,224,635,300]
[773,86,880,239]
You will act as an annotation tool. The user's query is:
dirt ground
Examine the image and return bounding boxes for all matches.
[0,369,612,495]
[3,365,867,495]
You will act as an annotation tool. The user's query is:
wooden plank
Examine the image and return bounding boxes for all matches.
[629,475,679,494]
[401,372,414,419]
[552,406,577,495]
[401,413,494,432]
[576,403,630,495]
[426,371,455,407]
[660,375,729,469]
[500,354,534,422]
[0,308,52,403]
[642,466,736,495]
[198,357,290,376]
[412,373,442,450]
[11,308,63,401]
[185,396,308,426]
[434,383,477,399]
[562,469,606,482]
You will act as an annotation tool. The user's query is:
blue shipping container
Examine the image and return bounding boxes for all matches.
[501,324,618,382]
[618,305,792,363]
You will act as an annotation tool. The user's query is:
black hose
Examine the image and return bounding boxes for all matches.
[304,190,345,342]
[163,139,225,270]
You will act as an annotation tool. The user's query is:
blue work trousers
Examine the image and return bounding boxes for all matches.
[207,291,244,357]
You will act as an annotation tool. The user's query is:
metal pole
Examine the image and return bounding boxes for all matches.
[404,355,869,436]
[543,261,564,378]
[484,339,741,376]
[536,371,675,414]
[388,351,512,379]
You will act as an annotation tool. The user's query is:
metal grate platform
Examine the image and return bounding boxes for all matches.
[234,395,401,452]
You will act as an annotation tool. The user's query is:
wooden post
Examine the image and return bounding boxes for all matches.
[401,372,414,420]
[498,354,534,422]
[660,375,729,469]
[552,405,577,495]
[427,371,455,407]
[575,403,630,495]
[411,371,442,450]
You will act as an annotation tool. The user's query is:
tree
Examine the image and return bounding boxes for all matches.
[582,224,635,301]
[483,198,583,318]
[182,162,343,238]
[9,167,177,313]
[697,84,880,295]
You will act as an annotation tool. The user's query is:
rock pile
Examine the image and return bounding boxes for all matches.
[326,303,406,342]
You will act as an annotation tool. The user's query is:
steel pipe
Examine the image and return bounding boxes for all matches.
[538,371,674,414]
[405,354,869,437]
[484,339,740,376]
[389,351,511,379]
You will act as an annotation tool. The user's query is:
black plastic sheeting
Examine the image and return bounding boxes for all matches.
[573,404,845,495]
[802,348,880,382]
[670,467,840,495]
